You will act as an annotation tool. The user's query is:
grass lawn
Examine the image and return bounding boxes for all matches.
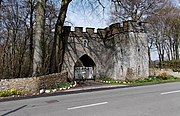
[99,74,180,86]
[128,77,180,86]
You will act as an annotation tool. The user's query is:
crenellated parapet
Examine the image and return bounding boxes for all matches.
[63,20,146,38]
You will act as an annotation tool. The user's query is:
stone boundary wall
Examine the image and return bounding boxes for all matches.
[150,68,180,78]
[0,72,68,94]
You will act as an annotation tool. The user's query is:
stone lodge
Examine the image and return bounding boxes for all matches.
[62,20,149,80]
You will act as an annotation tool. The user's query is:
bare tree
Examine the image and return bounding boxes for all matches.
[28,0,35,76]
[0,0,106,78]
[49,0,72,73]
[0,0,2,7]
[110,0,168,22]
[0,0,34,78]
[33,0,46,76]
[166,8,180,60]
[146,3,180,68]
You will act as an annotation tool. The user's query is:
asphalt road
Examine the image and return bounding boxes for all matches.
[1,82,180,116]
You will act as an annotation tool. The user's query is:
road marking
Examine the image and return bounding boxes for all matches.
[67,102,108,110]
[161,90,180,95]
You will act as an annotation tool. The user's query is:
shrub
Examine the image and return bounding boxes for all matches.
[55,82,73,89]
[159,72,169,80]
[162,60,180,69]
[0,89,24,97]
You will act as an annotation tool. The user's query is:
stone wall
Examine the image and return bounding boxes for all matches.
[150,68,180,78]
[0,72,68,94]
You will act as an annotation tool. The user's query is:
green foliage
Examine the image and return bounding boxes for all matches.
[0,89,24,97]
[56,82,72,88]
[99,75,180,85]
[47,82,75,90]
[99,76,114,81]
[131,75,180,85]
[162,60,180,69]
[155,72,178,81]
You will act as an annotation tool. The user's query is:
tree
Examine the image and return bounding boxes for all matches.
[29,0,36,76]
[110,0,168,23]
[166,8,180,60]
[0,0,34,78]
[33,0,46,76]
[146,3,180,67]
[49,0,72,73]
[0,0,2,7]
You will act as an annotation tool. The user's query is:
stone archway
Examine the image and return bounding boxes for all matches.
[74,54,96,80]
[75,54,96,67]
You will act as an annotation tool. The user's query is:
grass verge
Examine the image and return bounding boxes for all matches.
[99,75,180,86]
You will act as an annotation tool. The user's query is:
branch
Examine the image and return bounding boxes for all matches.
[97,0,105,9]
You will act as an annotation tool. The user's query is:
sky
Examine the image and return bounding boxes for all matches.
[66,0,180,29]
[66,0,110,30]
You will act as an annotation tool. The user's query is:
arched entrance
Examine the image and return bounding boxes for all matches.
[74,54,96,81]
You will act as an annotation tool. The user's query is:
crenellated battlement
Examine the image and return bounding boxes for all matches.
[63,20,146,37]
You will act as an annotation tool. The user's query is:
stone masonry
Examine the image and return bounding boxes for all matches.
[0,72,67,94]
[62,20,149,80]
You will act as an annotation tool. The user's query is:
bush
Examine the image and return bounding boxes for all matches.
[162,60,180,69]
[56,82,72,88]
[159,72,169,80]
[0,89,24,97]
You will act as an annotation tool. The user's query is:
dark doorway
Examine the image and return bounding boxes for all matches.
[74,54,96,81]
[74,54,95,67]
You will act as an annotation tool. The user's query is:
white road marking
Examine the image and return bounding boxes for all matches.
[161,90,180,95]
[67,102,108,110]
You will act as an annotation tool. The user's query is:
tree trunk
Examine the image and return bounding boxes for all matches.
[29,0,34,76]
[49,0,72,73]
[0,0,2,7]
[33,0,46,76]
[148,47,151,67]
[174,37,179,60]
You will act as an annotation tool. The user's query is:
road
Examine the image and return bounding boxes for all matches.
[0,82,180,116]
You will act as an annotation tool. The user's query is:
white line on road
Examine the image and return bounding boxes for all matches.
[161,90,180,95]
[67,102,108,110]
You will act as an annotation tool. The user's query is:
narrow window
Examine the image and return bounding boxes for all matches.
[83,39,88,47]
[138,66,140,75]
[138,48,140,52]
[121,66,123,76]
[121,49,123,55]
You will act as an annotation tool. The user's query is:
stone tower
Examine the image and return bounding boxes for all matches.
[62,20,149,80]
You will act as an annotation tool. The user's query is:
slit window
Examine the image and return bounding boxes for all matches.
[138,48,140,52]
[83,39,88,47]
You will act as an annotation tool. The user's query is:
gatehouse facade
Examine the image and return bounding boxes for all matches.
[62,20,149,80]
